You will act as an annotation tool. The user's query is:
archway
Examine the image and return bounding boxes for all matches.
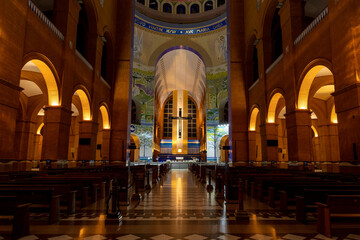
[267,92,288,167]
[220,135,229,162]
[15,59,60,170]
[96,105,111,165]
[130,134,140,162]
[68,88,92,167]
[298,63,340,171]
[249,107,262,165]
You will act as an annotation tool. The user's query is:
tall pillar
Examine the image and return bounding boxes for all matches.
[229,0,248,165]
[330,0,360,164]
[14,120,35,171]
[110,0,133,165]
[77,121,98,165]
[42,106,72,168]
[248,131,256,163]
[0,1,27,163]
[285,110,312,163]
[101,129,111,165]
[260,123,278,164]
[317,124,340,162]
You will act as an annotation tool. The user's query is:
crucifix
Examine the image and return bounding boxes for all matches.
[170,108,192,139]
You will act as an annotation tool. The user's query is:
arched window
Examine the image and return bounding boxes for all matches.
[204,1,213,11]
[101,41,107,80]
[217,0,225,7]
[271,8,283,62]
[253,45,259,83]
[137,0,145,5]
[176,4,186,14]
[149,0,158,10]
[163,3,172,13]
[190,4,200,14]
[188,99,197,138]
[163,97,173,138]
[76,4,89,59]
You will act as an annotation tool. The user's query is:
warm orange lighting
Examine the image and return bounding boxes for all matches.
[100,105,110,129]
[311,126,319,138]
[75,89,91,121]
[36,123,44,135]
[298,65,330,110]
[178,148,182,153]
[249,107,259,131]
[267,93,283,123]
[331,105,338,124]
[30,60,60,106]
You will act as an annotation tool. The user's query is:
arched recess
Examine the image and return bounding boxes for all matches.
[249,106,262,163]
[21,58,60,106]
[262,0,283,69]
[220,135,229,162]
[100,31,115,86]
[204,0,214,11]
[96,104,111,164]
[267,92,284,123]
[76,0,98,66]
[190,3,200,14]
[67,87,92,166]
[74,89,91,121]
[162,2,173,13]
[298,60,340,166]
[149,0,159,10]
[130,134,140,162]
[176,4,186,14]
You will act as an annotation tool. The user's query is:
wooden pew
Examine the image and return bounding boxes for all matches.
[0,196,30,240]
[0,186,61,223]
[317,195,360,237]
[296,188,360,223]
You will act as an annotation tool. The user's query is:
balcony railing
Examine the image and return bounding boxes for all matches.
[294,7,328,46]
[28,0,64,41]
[266,54,283,75]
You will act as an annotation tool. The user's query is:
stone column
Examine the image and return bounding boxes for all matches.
[110,0,133,165]
[42,106,72,168]
[285,110,312,164]
[229,0,248,165]
[77,121,98,165]
[14,120,35,171]
[101,129,111,165]
[260,123,279,165]
[0,1,27,164]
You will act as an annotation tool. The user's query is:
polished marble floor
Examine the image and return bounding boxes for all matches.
[1,169,360,239]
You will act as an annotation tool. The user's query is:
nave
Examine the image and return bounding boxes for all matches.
[3,168,360,240]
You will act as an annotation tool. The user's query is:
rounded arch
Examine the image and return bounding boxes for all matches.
[162,1,173,13]
[190,3,200,14]
[297,59,333,109]
[330,104,338,124]
[311,125,319,138]
[148,39,213,67]
[22,54,61,106]
[99,104,111,129]
[100,31,115,86]
[36,123,44,135]
[149,0,159,10]
[249,106,260,131]
[204,0,214,11]
[267,90,285,123]
[73,87,92,121]
[176,3,186,14]
[245,34,260,87]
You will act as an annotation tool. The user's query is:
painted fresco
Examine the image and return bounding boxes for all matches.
[132,124,153,161]
[207,124,229,162]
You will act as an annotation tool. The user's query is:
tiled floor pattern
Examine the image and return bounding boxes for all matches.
[2,169,360,239]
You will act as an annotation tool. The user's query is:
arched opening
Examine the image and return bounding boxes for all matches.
[96,105,111,165]
[68,88,92,167]
[163,97,173,138]
[176,4,186,14]
[15,59,60,171]
[163,3,172,13]
[101,41,107,80]
[298,64,340,170]
[190,4,200,14]
[204,0,214,11]
[267,92,288,166]
[249,107,262,164]
[220,135,229,162]
[76,3,89,59]
[149,0,159,10]
[130,134,140,162]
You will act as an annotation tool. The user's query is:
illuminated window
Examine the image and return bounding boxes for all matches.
[188,99,197,138]
[163,97,173,138]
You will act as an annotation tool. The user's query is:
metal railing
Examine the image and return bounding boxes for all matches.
[294,7,329,46]
[28,0,64,41]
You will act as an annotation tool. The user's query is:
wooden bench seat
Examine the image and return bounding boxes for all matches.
[0,196,30,240]
[317,195,360,237]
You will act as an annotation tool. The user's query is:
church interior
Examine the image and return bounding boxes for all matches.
[1,0,360,239]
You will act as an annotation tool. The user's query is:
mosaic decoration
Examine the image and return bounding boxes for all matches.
[215,34,227,63]
[135,16,226,35]
[207,124,229,161]
[132,125,153,160]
